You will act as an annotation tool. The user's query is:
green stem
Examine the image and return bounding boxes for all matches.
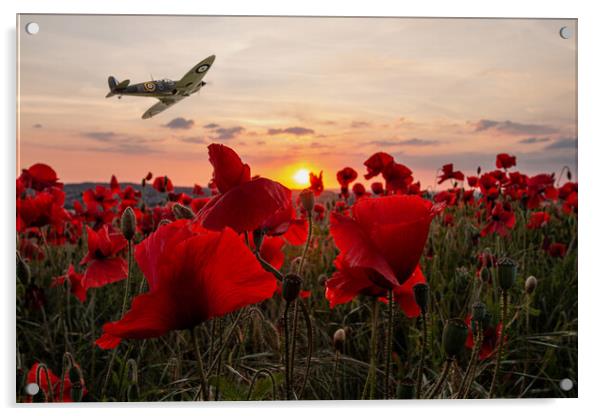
[120,240,133,318]
[415,312,428,399]
[460,328,483,399]
[246,369,277,400]
[283,301,292,399]
[384,290,394,399]
[298,299,314,399]
[458,325,480,398]
[297,215,313,275]
[488,290,508,398]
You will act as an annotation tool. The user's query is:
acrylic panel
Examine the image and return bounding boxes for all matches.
[16,15,577,402]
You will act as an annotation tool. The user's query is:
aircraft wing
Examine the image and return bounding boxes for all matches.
[141,96,183,119]
[175,55,215,94]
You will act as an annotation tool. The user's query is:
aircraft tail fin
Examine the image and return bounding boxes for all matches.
[106,76,118,98]
[106,76,130,98]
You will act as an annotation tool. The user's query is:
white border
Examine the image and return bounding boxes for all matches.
[3,1,601,415]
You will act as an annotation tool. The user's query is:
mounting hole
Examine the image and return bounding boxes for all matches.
[559,26,572,40]
[24,382,40,396]
[25,22,40,35]
[559,378,574,391]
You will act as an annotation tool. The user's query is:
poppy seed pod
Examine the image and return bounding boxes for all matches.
[497,257,517,290]
[442,318,469,358]
[412,283,429,315]
[16,253,31,284]
[299,188,315,213]
[318,274,328,287]
[397,378,415,400]
[333,328,346,353]
[471,301,487,332]
[282,273,303,303]
[172,203,195,220]
[525,275,538,295]
[120,207,137,241]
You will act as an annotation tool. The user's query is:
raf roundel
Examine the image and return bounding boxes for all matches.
[144,82,156,92]
[196,64,210,74]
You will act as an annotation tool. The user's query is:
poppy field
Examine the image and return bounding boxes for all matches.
[16,144,577,402]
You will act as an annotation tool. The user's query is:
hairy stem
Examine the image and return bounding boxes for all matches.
[426,358,452,399]
[488,290,508,398]
[384,290,394,399]
[191,327,209,401]
[416,312,428,399]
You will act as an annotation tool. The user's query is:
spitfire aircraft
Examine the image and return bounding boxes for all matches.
[106,55,215,119]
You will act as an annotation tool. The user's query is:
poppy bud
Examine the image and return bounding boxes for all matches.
[68,365,81,385]
[497,257,517,290]
[172,203,194,220]
[480,267,491,284]
[525,275,538,295]
[412,283,429,315]
[16,252,31,284]
[282,274,302,302]
[299,189,315,213]
[318,274,328,287]
[397,378,415,399]
[333,328,346,353]
[567,169,572,181]
[141,178,146,188]
[477,166,482,175]
[70,382,83,402]
[120,207,136,241]
[442,318,469,358]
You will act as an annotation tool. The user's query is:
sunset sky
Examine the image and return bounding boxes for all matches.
[17,15,577,189]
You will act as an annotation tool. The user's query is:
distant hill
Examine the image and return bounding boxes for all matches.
[63,183,339,209]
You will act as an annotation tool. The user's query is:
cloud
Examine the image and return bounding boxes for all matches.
[84,143,161,155]
[179,136,205,144]
[472,119,558,135]
[164,117,195,130]
[544,138,578,150]
[370,138,441,147]
[210,126,245,141]
[82,131,117,142]
[350,121,371,128]
[519,137,551,144]
[33,123,43,129]
[267,126,315,136]
[204,123,220,129]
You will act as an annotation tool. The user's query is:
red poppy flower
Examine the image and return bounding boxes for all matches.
[478,173,500,201]
[193,184,205,195]
[25,362,86,402]
[527,211,550,229]
[495,153,516,170]
[110,175,120,194]
[382,162,413,194]
[153,176,174,193]
[467,176,479,188]
[96,220,276,349]
[20,163,62,191]
[370,182,384,195]
[352,182,367,198]
[480,202,516,237]
[199,144,292,233]
[547,242,567,258]
[437,163,465,184]
[83,185,117,212]
[329,195,437,292]
[326,259,426,318]
[253,235,285,270]
[80,225,127,289]
[17,188,70,233]
[337,167,358,187]
[52,264,87,303]
[443,213,455,227]
[434,190,458,207]
[526,174,558,209]
[465,315,503,360]
[364,152,394,179]
[309,171,324,196]
[281,218,308,246]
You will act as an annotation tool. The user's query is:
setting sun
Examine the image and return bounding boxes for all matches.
[292,168,310,186]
